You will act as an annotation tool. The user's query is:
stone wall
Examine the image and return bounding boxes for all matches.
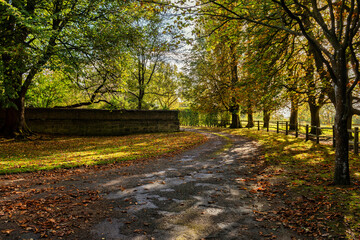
[0,108,180,136]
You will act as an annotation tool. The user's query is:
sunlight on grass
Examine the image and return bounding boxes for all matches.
[193,126,360,238]
[293,153,312,160]
[232,128,360,239]
[0,132,207,174]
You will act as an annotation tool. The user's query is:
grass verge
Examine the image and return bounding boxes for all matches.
[186,126,360,239]
[0,131,207,174]
[225,128,360,239]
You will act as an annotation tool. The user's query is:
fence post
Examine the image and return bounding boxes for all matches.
[258,121,260,131]
[355,127,359,155]
[295,123,298,138]
[306,125,309,141]
[286,122,289,135]
[316,127,320,144]
[332,125,335,147]
[277,121,279,133]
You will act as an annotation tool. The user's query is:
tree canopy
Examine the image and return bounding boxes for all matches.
[2,0,360,185]
[177,0,360,185]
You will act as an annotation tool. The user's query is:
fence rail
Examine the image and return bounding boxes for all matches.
[188,120,358,155]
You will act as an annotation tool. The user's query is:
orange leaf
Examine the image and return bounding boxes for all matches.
[1,229,15,235]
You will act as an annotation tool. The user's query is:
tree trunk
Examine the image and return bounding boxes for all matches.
[230,112,241,128]
[305,41,322,135]
[263,109,270,128]
[246,105,254,128]
[0,95,31,138]
[137,100,142,110]
[229,106,241,128]
[309,103,321,135]
[0,54,31,138]
[347,96,354,140]
[347,112,353,140]
[334,81,350,185]
[289,97,298,130]
[137,88,144,110]
[229,43,242,129]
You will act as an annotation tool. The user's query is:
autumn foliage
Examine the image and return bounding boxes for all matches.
[0,132,207,174]
[0,131,207,238]
[226,128,360,239]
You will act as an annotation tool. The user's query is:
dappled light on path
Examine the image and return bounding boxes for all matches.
[0,129,305,239]
[88,130,302,240]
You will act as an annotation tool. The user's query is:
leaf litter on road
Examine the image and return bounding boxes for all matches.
[0,131,207,238]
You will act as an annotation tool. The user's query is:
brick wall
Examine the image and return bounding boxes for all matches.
[0,108,180,136]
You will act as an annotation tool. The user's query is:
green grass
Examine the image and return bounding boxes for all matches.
[0,132,207,174]
[226,128,360,239]
[185,126,360,238]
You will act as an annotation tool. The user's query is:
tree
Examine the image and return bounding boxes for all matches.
[26,70,81,108]
[147,62,180,109]
[126,14,177,110]
[0,0,133,137]
[275,1,360,185]
[198,0,360,185]
[181,38,244,127]
[283,47,328,134]
[181,10,248,128]
[240,23,292,129]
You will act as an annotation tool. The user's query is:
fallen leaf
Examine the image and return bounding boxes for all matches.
[1,229,15,235]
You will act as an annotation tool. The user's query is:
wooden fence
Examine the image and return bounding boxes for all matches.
[211,120,359,155]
